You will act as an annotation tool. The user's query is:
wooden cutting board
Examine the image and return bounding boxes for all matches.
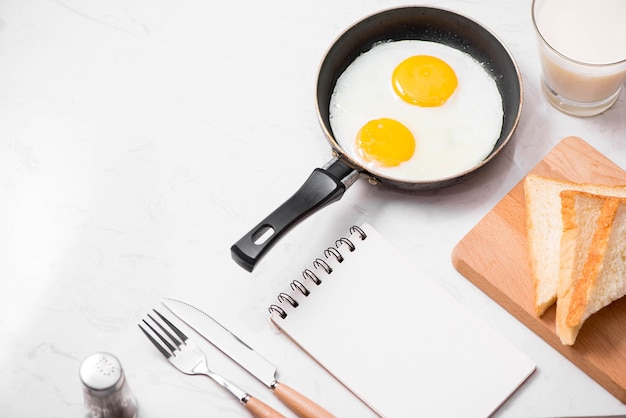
[452,136,626,404]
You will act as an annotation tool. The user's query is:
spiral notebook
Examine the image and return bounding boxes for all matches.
[269,223,535,417]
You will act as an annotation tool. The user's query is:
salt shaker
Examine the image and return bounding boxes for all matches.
[79,352,138,418]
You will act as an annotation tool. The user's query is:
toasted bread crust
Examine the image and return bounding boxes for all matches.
[556,192,624,345]
[566,198,619,328]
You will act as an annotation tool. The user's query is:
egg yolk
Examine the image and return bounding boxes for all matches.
[356,118,415,167]
[392,55,458,107]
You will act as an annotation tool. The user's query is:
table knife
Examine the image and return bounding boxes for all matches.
[162,298,334,418]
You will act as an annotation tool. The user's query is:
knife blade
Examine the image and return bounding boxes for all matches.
[162,298,334,418]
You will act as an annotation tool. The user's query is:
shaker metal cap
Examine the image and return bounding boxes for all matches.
[79,352,123,393]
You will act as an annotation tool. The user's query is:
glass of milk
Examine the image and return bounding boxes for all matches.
[532,0,626,117]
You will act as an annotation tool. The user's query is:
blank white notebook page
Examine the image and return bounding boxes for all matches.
[269,223,535,418]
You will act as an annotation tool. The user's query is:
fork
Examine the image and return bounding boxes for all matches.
[139,309,286,418]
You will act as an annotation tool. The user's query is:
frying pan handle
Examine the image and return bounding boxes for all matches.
[231,158,357,272]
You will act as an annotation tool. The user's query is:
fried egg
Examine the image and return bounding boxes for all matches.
[329,40,504,181]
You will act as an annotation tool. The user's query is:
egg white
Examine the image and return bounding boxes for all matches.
[329,40,504,181]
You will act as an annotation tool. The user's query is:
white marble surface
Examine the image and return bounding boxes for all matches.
[1,0,626,417]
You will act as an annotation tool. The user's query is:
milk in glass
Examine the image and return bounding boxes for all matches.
[533,0,626,114]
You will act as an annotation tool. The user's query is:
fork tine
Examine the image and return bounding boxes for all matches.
[152,309,188,343]
[139,309,188,357]
[138,323,172,359]
[143,314,180,353]
[146,313,183,351]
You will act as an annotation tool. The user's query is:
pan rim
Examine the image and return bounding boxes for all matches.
[314,5,523,189]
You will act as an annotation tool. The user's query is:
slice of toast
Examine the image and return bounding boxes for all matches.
[558,190,605,304]
[556,191,626,345]
[524,174,626,316]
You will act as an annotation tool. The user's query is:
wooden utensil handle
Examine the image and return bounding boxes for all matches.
[245,396,286,418]
[273,382,335,418]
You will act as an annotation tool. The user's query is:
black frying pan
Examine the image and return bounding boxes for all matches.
[232,6,522,272]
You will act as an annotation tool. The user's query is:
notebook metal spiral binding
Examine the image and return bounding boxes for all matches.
[349,225,367,240]
[277,292,298,307]
[291,280,310,296]
[303,269,321,285]
[268,225,368,319]
[336,237,356,252]
[268,305,287,318]
[314,257,333,273]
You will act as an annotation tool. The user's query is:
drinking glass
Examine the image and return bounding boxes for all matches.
[532,0,626,117]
